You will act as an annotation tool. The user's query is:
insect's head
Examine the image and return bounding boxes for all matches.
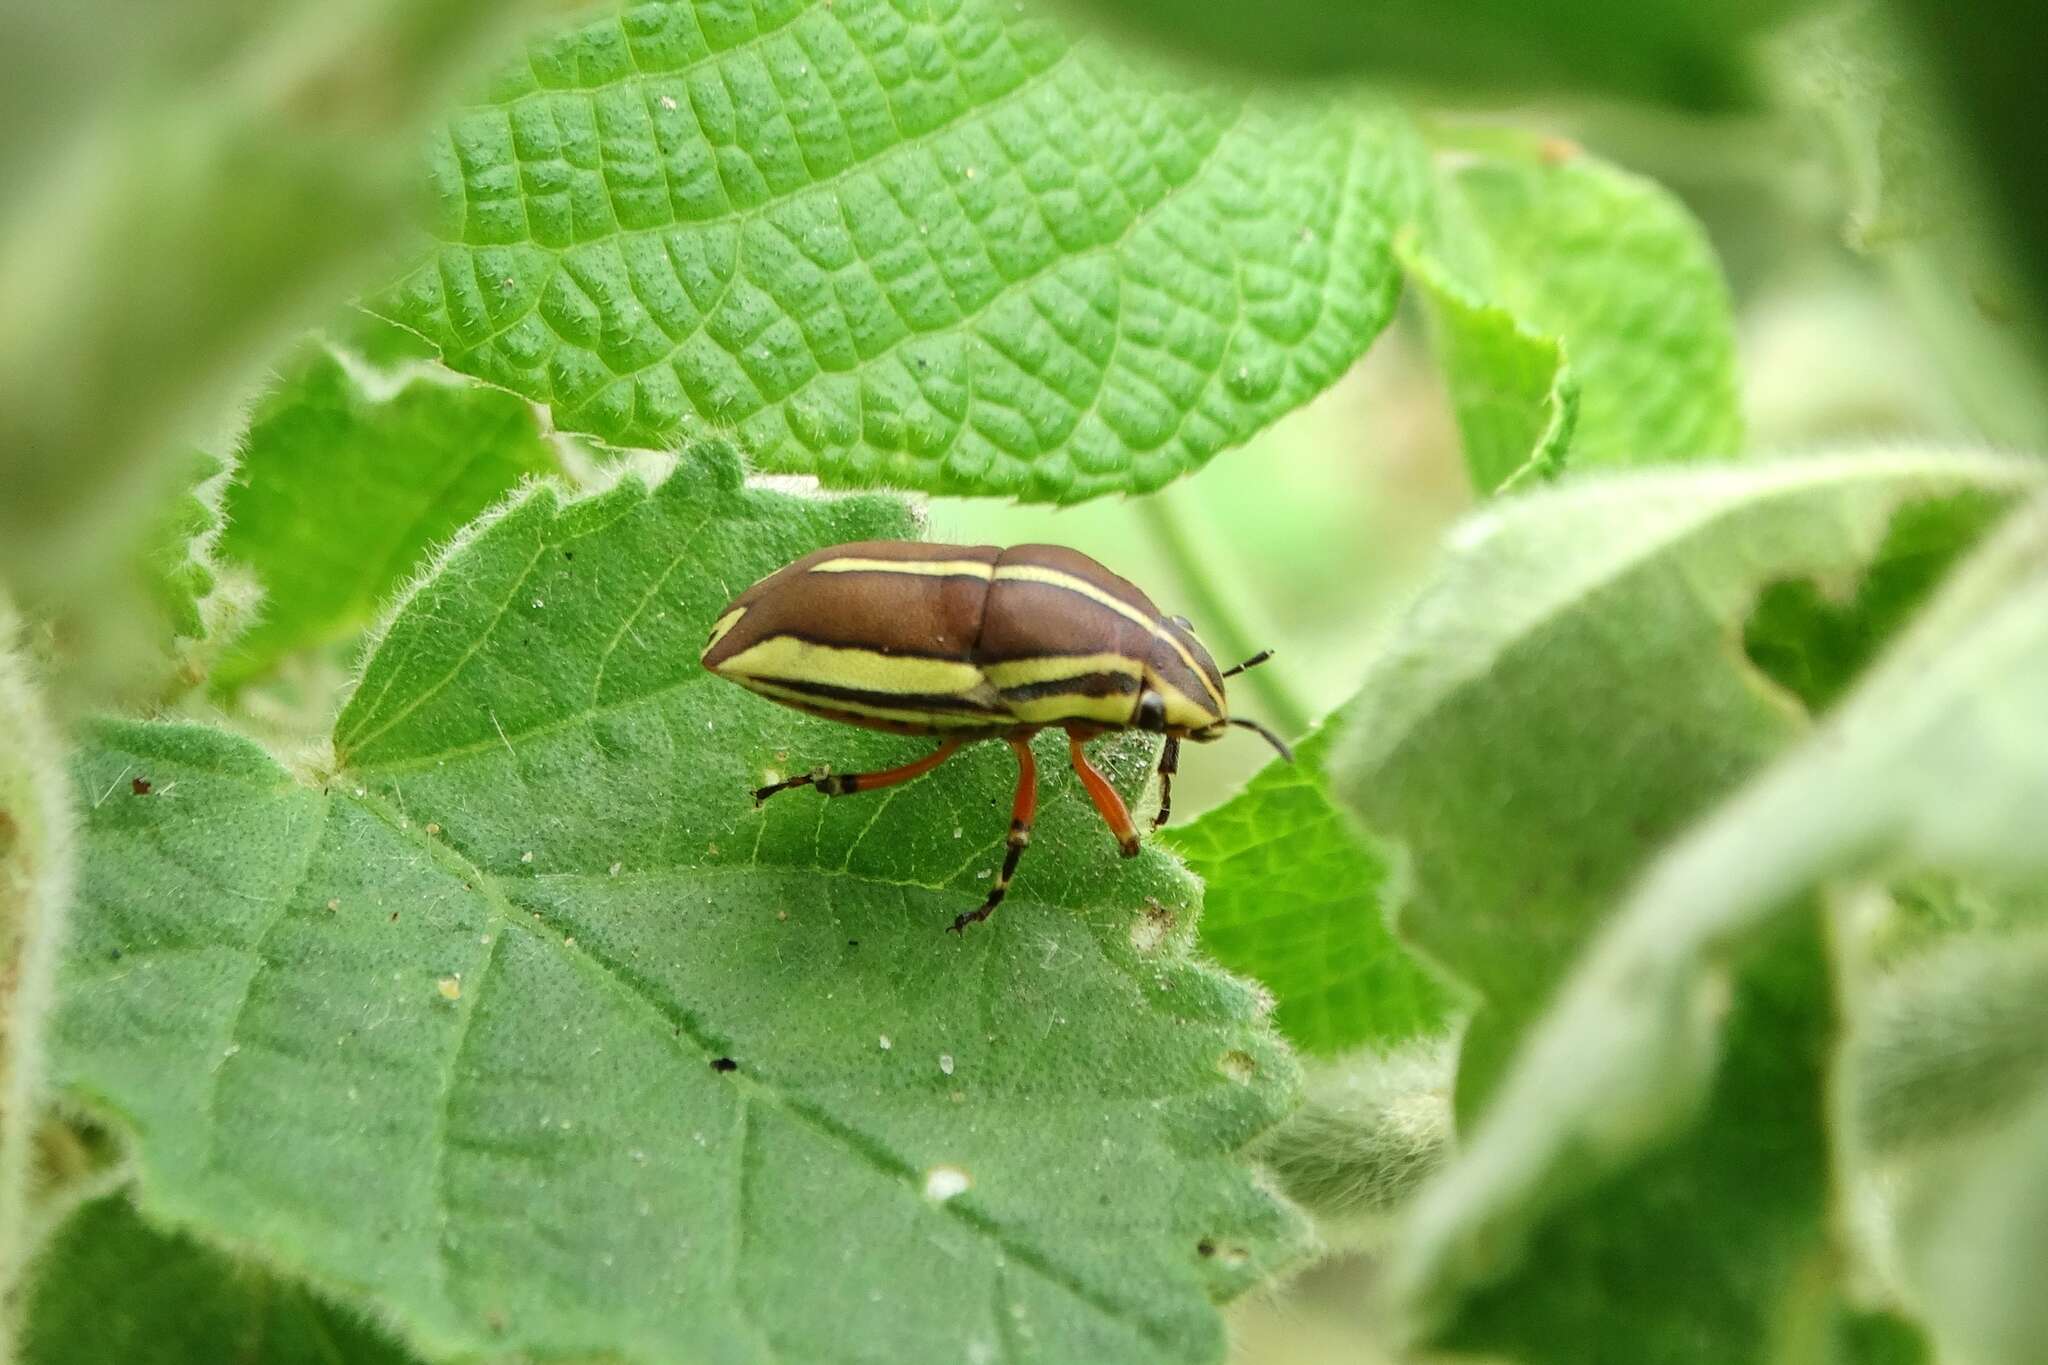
[1140,618,1292,761]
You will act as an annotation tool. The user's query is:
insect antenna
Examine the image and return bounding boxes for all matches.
[1227,715,1294,762]
[1220,648,1274,678]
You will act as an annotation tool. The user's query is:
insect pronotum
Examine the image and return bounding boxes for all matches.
[701,541,1290,933]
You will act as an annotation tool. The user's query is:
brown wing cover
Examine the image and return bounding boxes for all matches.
[975,543,1162,664]
[702,541,1000,668]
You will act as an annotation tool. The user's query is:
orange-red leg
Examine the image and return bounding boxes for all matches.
[950,736,1038,934]
[1066,729,1140,857]
[753,738,962,806]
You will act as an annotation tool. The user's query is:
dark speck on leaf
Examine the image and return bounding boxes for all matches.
[1196,1239,1217,1257]
[847,939,859,948]
[108,949,122,962]
[711,1057,738,1073]
[131,777,152,795]
[563,551,575,561]
[389,911,399,923]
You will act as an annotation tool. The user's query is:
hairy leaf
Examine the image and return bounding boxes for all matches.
[1363,474,2048,1363]
[1423,132,1743,477]
[1064,0,1814,110]
[51,443,1306,1365]
[19,1191,420,1364]
[213,345,559,690]
[0,598,77,1357]
[1164,723,1454,1057]
[374,0,1427,502]
[1324,455,2041,1363]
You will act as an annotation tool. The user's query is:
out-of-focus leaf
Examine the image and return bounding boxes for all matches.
[1164,723,1455,1057]
[1333,452,2040,1119]
[0,0,559,602]
[51,442,1307,1365]
[18,1191,420,1365]
[1062,0,1816,111]
[375,0,1429,503]
[1322,455,2041,1363]
[1380,490,2048,1365]
[1422,131,1744,479]
[213,345,559,690]
[0,598,77,1360]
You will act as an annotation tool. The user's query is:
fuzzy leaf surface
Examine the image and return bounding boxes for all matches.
[1329,458,2045,1361]
[213,346,559,689]
[374,0,1426,502]
[51,445,1305,1365]
[19,1192,420,1365]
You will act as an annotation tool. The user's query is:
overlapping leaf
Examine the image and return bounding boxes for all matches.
[374,0,1427,502]
[1326,454,2043,1362]
[50,442,1306,1365]
[1164,723,1454,1058]
[1414,132,1743,490]
[20,1193,419,1365]
[213,345,560,689]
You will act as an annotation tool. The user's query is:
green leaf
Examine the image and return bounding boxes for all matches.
[212,344,559,690]
[1063,0,1814,111]
[1332,452,2042,1119]
[373,0,1428,503]
[1399,237,1578,495]
[19,1192,419,1365]
[0,0,561,603]
[1419,132,1744,480]
[0,596,77,1358]
[51,443,1307,1365]
[1163,722,1455,1057]
[1363,479,2048,1364]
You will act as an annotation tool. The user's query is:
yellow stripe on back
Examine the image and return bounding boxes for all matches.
[809,557,995,579]
[990,565,1225,709]
[714,637,985,697]
[703,608,746,652]
[981,652,1141,688]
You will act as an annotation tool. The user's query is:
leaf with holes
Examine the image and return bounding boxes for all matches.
[1164,721,1455,1058]
[1382,491,2048,1365]
[1325,454,2041,1363]
[372,0,1427,502]
[212,344,561,690]
[48,442,1307,1365]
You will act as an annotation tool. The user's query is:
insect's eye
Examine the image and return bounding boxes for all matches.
[1135,691,1167,731]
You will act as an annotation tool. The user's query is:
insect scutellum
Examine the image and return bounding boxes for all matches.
[700,540,1292,932]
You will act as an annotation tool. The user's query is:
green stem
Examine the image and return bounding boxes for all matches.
[1136,489,1312,737]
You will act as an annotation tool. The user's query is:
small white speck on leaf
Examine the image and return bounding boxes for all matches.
[564,935,577,947]
[479,935,491,946]
[425,822,441,835]
[659,94,678,111]
[531,598,543,609]
[952,827,963,839]
[879,1035,892,1050]
[520,850,534,864]
[325,898,340,912]
[1219,1050,1257,1083]
[222,1044,240,1059]
[609,861,622,877]
[923,1165,971,1201]
[437,975,462,1001]
[939,1053,955,1076]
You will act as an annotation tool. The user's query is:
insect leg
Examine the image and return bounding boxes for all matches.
[949,736,1038,934]
[753,739,963,806]
[1065,728,1140,857]
[1150,736,1181,831]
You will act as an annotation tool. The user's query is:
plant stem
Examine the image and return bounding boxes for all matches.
[1136,489,1313,737]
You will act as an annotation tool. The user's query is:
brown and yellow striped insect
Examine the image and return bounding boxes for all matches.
[700,541,1290,933]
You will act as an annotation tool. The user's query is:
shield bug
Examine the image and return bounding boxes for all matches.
[701,541,1289,933]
